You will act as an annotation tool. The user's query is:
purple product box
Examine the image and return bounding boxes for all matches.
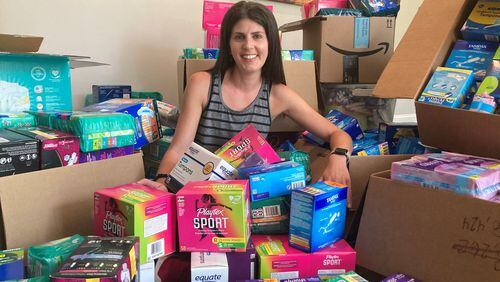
[382,273,421,282]
[78,145,134,163]
[227,239,256,282]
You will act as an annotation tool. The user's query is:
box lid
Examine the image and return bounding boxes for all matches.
[0,33,43,53]
[372,0,472,99]
[178,180,247,195]
[96,183,172,205]
[279,16,324,33]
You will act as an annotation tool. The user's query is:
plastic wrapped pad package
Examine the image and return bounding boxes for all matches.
[50,112,136,152]
[0,113,36,128]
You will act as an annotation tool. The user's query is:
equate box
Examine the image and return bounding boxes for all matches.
[289,181,347,253]
[191,252,228,282]
[176,180,250,252]
[94,183,176,264]
[165,142,238,193]
[215,124,281,169]
[253,235,356,280]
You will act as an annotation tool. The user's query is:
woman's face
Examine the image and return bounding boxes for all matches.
[229,18,269,74]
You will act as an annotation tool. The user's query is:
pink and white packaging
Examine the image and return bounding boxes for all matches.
[203,0,274,30]
[253,235,356,280]
[302,0,348,19]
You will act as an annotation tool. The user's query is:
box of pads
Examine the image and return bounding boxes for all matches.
[239,161,306,201]
[0,128,39,176]
[165,142,238,193]
[78,145,134,163]
[177,180,250,252]
[289,181,347,253]
[92,85,131,103]
[253,235,356,279]
[215,124,281,169]
[191,252,229,282]
[0,113,36,129]
[94,183,176,264]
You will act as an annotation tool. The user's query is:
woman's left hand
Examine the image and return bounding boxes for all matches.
[319,154,352,208]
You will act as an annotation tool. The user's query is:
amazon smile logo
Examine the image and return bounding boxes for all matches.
[326,42,390,57]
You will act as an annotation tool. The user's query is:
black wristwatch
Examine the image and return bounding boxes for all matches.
[331,147,351,166]
[153,173,170,182]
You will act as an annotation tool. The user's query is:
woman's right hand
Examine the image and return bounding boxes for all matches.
[136,178,168,191]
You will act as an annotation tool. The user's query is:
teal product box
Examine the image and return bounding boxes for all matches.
[0,113,36,128]
[281,50,314,61]
[418,67,474,108]
[461,0,500,42]
[239,161,306,202]
[82,98,162,149]
[444,40,497,81]
[92,85,131,103]
[289,181,347,253]
[0,53,71,113]
[0,248,24,281]
[250,195,291,234]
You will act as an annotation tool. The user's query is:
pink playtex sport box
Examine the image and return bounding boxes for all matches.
[177,180,251,252]
[253,235,356,280]
[215,124,281,169]
[94,183,176,264]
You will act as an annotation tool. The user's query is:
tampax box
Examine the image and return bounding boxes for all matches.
[289,181,347,253]
[176,180,250,252]
[0,248,24,281]
[94,183,176,264]
[10,127,80,169]
[253,235,356,279]
[279,15,395,83]
[50,236,139,282]
[82,98,162,149]
[92,85,131,103]
[461,0,500,42]
[239,161,306,202]
[191,252,229,282]
[304,110,364,144]
[165,142,238,193]
[215,124,281,169]
[0,128,39,176]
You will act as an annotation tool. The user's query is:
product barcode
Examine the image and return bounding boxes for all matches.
[291,180,305,190]
[263,205,281,217]
[147,238,165,260]
[485,35,499,42]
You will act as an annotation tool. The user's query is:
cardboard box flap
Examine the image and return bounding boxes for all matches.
[70,60,109,69]
[0,33,43,53]
[0,153,145,249]
[279,16,324,33]
[356,171,500,281]
[372,0,472,99]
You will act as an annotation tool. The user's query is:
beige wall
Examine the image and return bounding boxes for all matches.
[0,0,422,111]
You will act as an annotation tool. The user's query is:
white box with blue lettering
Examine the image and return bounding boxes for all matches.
[238,161,306,201]
[289,181,348,253]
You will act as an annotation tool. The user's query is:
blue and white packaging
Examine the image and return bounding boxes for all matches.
[378,122,419,154]
[289,181,347,253]
[92,85,131,103]
[444,40,497,81]
[303,110,363,146]
[0,248,24,281]
[239,161,306,202]
[461,0,500,42]
[418,67,474,108]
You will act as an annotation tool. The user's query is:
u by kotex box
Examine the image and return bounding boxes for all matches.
[50,236,138,282]
[418,67,474,108]
[239,161,306,202]
[253,235,356,280]
[289,181,347,253]
[215,124,281,169]
[166,142,238,193]
[94,183,176,264]
[176,180,250,252]
[10,126,80,169]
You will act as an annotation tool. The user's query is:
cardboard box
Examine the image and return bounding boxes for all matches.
[0,128,39,176]
[280,16,395,83]
[94,183,177,264]
[356,171,500,281]
[0,153,144,249]
[191,252,229,282]
[177,59,319,132]
[371,0,500,159]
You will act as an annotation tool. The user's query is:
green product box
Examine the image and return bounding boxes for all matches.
[250,195,291,234]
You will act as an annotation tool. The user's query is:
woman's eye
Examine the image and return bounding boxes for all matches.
[234,34,244,40]
[253,33,263,39]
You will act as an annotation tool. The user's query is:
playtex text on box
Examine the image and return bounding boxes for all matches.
[215,124,281,169]
[82,98,162,149]
[239,161,306,202]
[289,181,347,253]
[176,180,250,252]
[50,236,138,281]
[165,142,238,193]
[253,235,356,280]
[94,183,176,264]
[418,67,474,108]
[9,127,79,169]
[303,110,363,146]
[0,53,71,113]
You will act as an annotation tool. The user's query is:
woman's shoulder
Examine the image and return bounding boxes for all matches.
[188,71,211,84]
[270,82,297,99]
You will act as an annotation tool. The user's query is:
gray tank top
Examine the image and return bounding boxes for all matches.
[194,72,272,152]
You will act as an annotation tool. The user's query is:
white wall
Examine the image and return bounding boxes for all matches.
[0,0,422,112]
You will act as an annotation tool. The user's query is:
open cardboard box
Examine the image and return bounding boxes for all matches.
[371,0,500,159]
[356,171,500,281]
[0,153,144,249]
[177,59,319,132]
